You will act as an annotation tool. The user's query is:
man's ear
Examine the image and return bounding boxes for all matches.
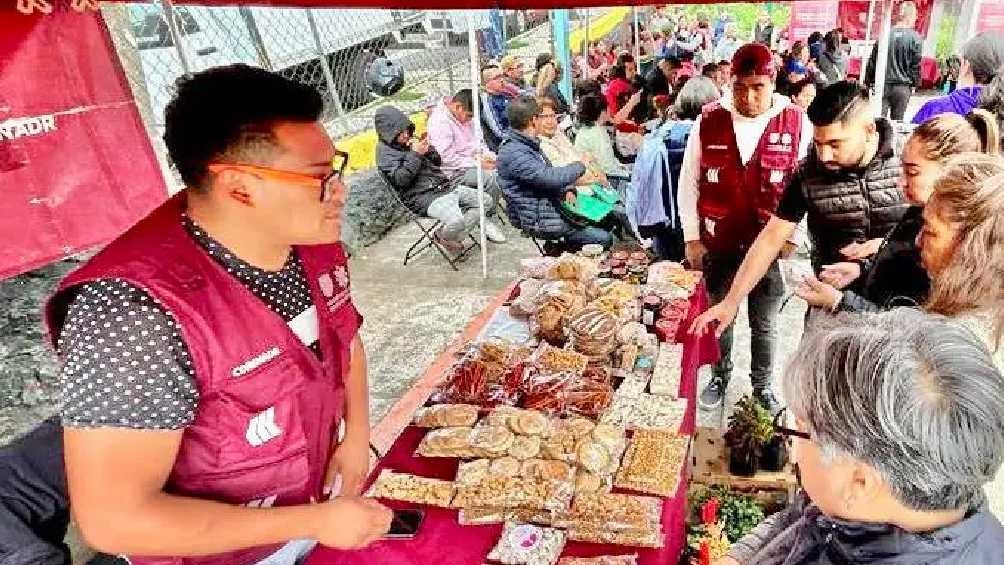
[214,169,254,206]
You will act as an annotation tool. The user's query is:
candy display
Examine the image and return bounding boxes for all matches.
[488,523,567,565]
[615,430,690,496]
[554,492,662,532]
[649,343,684,397]
[366,470,455,507]
[365,248,709,560]
[412,404,480,428]
[556,555,638,565]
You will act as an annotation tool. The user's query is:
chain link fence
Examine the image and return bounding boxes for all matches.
[101,3,569,145]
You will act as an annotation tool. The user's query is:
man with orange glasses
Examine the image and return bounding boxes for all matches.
[45,64,391,564]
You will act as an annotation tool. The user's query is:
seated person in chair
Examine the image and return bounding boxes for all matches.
[426,88,503,203]
[497,95,614,251]
[375,105,506,251]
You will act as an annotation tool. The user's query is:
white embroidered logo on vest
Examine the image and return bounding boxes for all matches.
[781,132,793,146]
[231,346,281,378]
[318,273,335,298]
[246,406,282,447]
[246,494,278,508]
[706,168,721,183]
[769,132,780,144]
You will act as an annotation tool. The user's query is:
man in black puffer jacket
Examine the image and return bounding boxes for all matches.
[865,1,922,121]
[497,96,613,250]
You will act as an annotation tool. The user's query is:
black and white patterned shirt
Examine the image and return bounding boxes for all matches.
[59,217,317,430]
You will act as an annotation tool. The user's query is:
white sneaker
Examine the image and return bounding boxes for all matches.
[483,220,508,244]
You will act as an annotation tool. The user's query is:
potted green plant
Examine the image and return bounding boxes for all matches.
[723,395,774,476]
[760,430,789,473]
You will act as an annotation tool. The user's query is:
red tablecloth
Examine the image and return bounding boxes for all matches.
[306,284,719,565]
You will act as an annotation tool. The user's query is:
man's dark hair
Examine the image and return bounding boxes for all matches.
[507,95,539,131]
[717,60,731,68]
[807,80,871,126]
[452,89,473,112]
[535,53,554,72]
[702,63,718,78]
[577,94,606,126]
[662,56,681,68]
[610,65,628,80]
[788,77,815,97]
[574,79,602,98]
[163,64,323,191]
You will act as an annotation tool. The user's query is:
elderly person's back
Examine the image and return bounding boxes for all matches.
[717,309,1004,565]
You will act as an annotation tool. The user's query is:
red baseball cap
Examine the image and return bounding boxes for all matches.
[732,43,776,79]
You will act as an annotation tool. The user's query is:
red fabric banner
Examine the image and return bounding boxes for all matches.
[0,4,166,280]
[977,2,1004,34]
[836,0,933,40]
[789,1,840,42]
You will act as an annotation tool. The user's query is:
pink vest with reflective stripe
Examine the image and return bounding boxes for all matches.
[46,194,358,565]
[696,103,803,254]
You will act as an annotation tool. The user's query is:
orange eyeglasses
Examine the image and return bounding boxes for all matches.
[207,149,349,202]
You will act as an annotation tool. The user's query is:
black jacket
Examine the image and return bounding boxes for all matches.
[497,129,585,237]
[374,106,452,214]
[866,26,923,87]
[796,118,909,270]
[838,206,929,312]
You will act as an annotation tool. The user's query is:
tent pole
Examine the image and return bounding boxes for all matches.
[633,7,641,62]
[161,0,191,75]
[865,0,875,42]
[872,0,894,117]
[466,12,488,279]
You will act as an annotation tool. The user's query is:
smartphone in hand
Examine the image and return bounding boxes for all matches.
[384,509,425,539]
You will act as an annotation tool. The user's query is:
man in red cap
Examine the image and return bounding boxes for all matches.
[678,42,813,413]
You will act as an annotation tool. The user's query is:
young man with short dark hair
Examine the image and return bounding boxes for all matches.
[50,64,392,564]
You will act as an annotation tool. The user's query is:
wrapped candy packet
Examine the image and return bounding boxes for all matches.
[488,522,567,565]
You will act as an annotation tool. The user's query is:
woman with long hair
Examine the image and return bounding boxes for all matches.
[796,110,1000,313]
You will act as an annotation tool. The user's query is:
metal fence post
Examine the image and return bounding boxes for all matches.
[161,0,191,75]
[443,11,455,95]
[306,10,350,135]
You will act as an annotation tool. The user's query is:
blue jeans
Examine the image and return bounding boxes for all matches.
[704,252,784,390]
[563,226,613,250]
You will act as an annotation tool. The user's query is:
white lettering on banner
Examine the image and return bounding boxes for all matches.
[704,218,717,237]
[706,168,720,184]
[231,346,281,378]
[246,406,282,447]
[0,115,57,142]
[707,144,729,150]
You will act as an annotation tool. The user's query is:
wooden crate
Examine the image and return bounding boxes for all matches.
[689,426,797,496]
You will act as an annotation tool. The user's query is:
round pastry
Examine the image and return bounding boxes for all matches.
[564,418,596,439]
[575,470,604,493]
[490,456,522,477]
[508,435,542,460]
[512,410,549,436]
[576,440,612,475]
[470,425,515,454]
[429,427,473,450]
[457,458,490,486]
[488,407,517,428]
[591,424,624,451]
[440,405,479,427]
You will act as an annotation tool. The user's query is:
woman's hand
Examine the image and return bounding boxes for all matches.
[795,275,843,309]
[819,262,861,289]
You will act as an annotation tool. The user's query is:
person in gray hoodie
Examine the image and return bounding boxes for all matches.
[714,309,1004,565]
[374,105,504,248]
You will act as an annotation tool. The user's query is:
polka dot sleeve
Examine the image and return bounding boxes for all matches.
[58,279,200,430]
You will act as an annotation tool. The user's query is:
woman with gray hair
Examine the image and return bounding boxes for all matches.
[714,309,1004,565]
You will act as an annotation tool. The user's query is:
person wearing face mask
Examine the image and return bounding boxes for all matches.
[677,43,814,413]
[712,309,1004,565]
[689,81,908,413]
[795,110,1000,313]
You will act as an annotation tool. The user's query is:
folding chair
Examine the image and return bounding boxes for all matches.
[376,171,477,271]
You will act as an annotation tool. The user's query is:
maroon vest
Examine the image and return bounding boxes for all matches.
[696,103,803,254]
[45,195,360,565]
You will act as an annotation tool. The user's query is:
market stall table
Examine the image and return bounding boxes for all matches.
[305,280,718,565]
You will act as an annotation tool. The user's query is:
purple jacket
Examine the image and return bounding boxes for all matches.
[911,86,984,124]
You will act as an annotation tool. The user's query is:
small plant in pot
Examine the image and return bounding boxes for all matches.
[760,429,789,473]
[724,395,774,476]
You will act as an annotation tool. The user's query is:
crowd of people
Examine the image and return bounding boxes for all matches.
[7,6,1004,564]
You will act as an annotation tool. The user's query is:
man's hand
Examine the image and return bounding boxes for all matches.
[685,240,708,271]
[795,275,842,309]
[324,435,370,497]
[313,496,392,550]
[780,241,798,259]
[819,262,861,290]
[411,138,430,155]
[840,238,883,260]
[689,299,739,338]
[565,191,577,206]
